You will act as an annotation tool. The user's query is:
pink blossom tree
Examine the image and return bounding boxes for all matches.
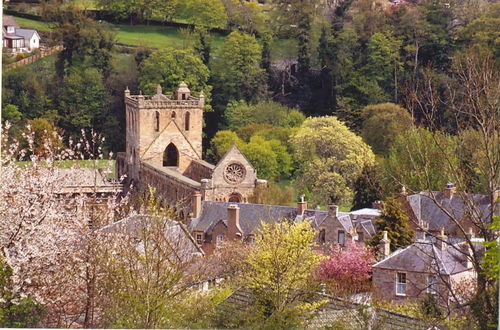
[317,242,375,295]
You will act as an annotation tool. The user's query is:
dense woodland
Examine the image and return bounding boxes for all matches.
[1,0,499,328]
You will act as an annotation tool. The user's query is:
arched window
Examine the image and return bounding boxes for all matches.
[228,193,242,203]
[155,111,160,131]
[171,111,176,119]
[185,112,190,131]
[163,143,179,167]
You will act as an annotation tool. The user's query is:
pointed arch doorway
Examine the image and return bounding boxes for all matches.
[163,143,179,167]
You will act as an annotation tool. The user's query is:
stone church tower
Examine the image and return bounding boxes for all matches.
[117,83,263,217]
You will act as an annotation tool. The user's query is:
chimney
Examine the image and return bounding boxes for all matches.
[372,201,383,209]
[379,231,390,258]
[443,182,456,199]
[124,86,130,98]
[227,204,242,240]
[460,242,474,269]
[192,191,202,218]
[436,228,448,251]
[466,227,474,240]
[297,195,307,216]
[415,220,428,241]
[328,204,339,218]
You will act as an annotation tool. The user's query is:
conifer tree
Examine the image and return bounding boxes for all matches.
[369,198,414,251]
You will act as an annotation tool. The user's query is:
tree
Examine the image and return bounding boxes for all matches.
[351,165,384,210]
[211,31,267,105]
[316,242,375,295]
[365,33,403,101]
[235,221,325,329]
[43,3,116,77]
[241,136,291,181]
[0,258,44,327]
[97,0,178,25]
[176,0,228,29]
[138,48,211,108]
[2,104,22,123]
[361,103,413,155]
[409,47,499,328]
[194,27,211,65]
[384,127,459,193]
[368,198,414,252]
[225,101,305,130]
[291,116,375,206]
[100,201,200,328]
[0,125,124,327]
[59,67,107,135]
[209,130,243,161]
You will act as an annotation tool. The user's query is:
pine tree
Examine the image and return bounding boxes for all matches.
[351,165,383,210]
[368,198,414,251]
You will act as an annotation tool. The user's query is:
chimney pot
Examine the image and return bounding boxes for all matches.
[192,191,202,218]
[444,182,456,199]
[297,195,307,216]
[328,204,339,217]
[437,227,448,250]
[380,230,390,258]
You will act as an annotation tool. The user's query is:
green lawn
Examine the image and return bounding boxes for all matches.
[16,159,116,178]
[11,14,295,59]
[110,24,226,50]
[12,16,51,32]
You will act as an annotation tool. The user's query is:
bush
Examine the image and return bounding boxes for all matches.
[16,53,26,61]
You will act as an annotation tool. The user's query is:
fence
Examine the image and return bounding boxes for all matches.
[3,45,63,72]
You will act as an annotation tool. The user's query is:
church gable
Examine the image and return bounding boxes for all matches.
[211,145,257,189]
[140,120,200,172]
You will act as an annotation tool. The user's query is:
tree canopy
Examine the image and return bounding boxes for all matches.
[291,116,375,205]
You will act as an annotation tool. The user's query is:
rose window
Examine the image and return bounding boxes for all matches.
[224,163,246,184]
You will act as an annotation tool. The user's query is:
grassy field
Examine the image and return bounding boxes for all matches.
[12,16,51,32]
[12,14,296,59]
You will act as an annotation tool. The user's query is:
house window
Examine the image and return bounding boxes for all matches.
[185,112,190,131]
[171,111,176,119]
[216,234,224,248]
[427,275,438,295]
[338,230,345,246]
[319,229,326,244]
[396,272,406,296]
[196,233,203,245]
[357,232,364,242]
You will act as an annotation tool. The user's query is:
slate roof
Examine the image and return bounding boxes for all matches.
[373,240,475,275]
[407,191,494,232]
[101,214,202,255]
[217,288,432,329]
[190,201,297,236]
[302,209,328,227]
[14,28,38,40]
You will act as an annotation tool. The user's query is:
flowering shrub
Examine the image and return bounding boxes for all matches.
[316,242,375,294]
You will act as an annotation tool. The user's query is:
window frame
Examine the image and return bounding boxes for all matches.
[427,275,438,295]
[196,233,203,245]
[396,272,407,296]
[338,230,345,246]
[216,234,224,249]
